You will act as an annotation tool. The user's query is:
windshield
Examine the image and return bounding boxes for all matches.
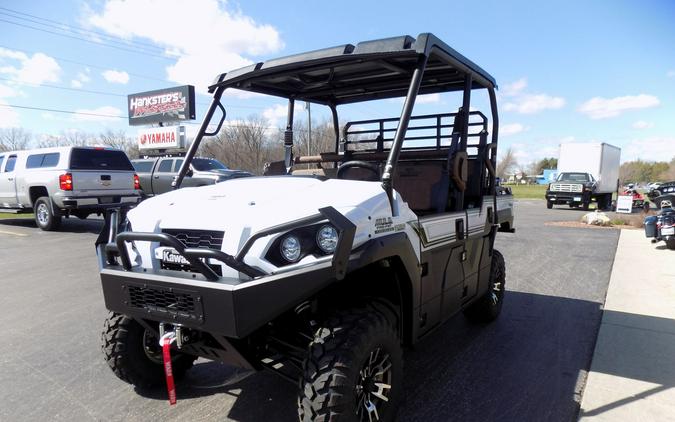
[191,158,228,171]
[556,172,590,182]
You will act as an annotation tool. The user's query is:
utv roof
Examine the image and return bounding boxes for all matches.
[208,33,497,105]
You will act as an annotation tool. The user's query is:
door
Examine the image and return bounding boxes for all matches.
[0,155,18,206]
[417,211,467,334]
[151,158,176,194]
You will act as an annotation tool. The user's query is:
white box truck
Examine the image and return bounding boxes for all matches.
[545,142,621,210]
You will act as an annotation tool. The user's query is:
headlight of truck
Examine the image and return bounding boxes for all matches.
[316,225,338,253]
[280,235,302,262]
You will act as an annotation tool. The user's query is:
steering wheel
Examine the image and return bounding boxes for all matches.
[336,161,380,181]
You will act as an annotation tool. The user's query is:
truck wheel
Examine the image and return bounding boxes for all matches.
[298,309,403,422]
[464,249,506,323]
[666,238,675,250]
[101,312,195,389]
[582,201,590,211]
[546,201,553,209]
[34,196,61,231]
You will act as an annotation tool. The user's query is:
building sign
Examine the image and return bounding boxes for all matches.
[616,195,633,214]
[128,85,195,126]
[137,126,186,150]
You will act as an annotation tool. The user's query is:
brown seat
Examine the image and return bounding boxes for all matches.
[393,161,447,213]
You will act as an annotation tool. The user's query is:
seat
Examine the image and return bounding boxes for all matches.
[393,161,447,214]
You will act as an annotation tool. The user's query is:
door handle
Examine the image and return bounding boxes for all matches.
[7,177,13,181]
[455,219,465,240]
[154,175,160,179]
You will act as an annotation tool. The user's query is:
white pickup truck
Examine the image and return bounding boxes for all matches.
[0,146,140,230]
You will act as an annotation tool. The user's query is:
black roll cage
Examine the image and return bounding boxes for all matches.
[173,33,499,218]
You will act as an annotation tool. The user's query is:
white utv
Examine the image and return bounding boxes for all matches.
[97,33,514,421]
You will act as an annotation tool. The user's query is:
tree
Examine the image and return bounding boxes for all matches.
[0,127,31,151]
[496,147,518,179]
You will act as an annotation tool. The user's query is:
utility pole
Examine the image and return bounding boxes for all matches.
[306,101,312,156]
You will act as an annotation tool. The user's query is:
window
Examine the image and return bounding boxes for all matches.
[192,158,227,171]
[157,159,174,172]
[25,153,60,169]
[69,148,134,171]
[132,161,153,172]
[5,155,17,172]
[173,159,184,172]
[0,156,4,171]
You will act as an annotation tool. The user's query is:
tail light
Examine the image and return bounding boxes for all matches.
[133,173,141,190]
[59,173,73,191]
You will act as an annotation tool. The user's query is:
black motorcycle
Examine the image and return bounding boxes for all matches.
[645,197,675,250]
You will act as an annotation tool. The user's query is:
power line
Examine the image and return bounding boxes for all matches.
[0,18,172,60]
[0,6,168,53]
[0,103,127,119]
[0,76,127,98]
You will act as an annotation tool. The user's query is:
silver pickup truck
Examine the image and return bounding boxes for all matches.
[0,146,140,230]
[132,157,252,197]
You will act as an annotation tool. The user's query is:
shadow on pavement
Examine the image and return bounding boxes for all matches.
[0,216,104,234]
[131,291,619,422]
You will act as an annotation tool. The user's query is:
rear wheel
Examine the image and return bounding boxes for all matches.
[666,238,675,250]
[298,309,403,422]
[34,196,61,231]
[464,249,506,322]
[101,312,195,389]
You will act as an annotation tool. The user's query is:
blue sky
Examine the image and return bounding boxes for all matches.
[1,0,674,164]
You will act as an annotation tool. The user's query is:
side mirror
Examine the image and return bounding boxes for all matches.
[186,169,194,177]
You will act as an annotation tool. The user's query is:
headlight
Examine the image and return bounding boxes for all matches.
[280,235,301,262]
[316,225,338,253]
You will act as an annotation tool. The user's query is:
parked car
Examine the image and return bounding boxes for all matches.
[96,33,514,420]
[648,181,675,208]
[131,157,252,197]
[0,146,140,230]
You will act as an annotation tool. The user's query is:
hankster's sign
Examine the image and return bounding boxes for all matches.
[137,126,186,150]
[128,85,195,126]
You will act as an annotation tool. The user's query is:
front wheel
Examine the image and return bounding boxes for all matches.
[666,237,675,250]
[464,249,506,322]
[34,196,61,231]
[547,201,553,209]
[298,309,403,422]
[101,312,195,389]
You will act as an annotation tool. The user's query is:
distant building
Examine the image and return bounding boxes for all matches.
[535,169,557,185]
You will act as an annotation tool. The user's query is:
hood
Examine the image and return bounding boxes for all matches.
[128,176,390,234]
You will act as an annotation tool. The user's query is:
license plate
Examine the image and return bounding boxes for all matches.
[574,196,582,202]
[99,197,113,204]
[162,249,190,265]
[662,227,675,235]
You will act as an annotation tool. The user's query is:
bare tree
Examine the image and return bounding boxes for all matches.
[496,147,518,179]
[0,128,31,151]
[97,129,139,159]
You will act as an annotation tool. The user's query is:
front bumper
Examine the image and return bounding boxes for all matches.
[96,206,356,339]
[546,191,588,203]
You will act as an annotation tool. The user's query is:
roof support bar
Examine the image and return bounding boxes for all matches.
[284,98,295,172]
[381,56,428,216]
[460,74,472,150]
[173,85,225,189]
[329,104,340,155]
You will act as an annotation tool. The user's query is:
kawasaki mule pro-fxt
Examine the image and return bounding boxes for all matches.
[96,33,514,421]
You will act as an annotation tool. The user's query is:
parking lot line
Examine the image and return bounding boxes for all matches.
[0,229,28,237]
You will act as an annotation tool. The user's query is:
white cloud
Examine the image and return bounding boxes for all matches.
[70,70,91,88]
[667,70,675,78]
[415,93,441,104]
[0,100,20,127]
[86,0,283,92]
[0,48,61,84]
[503,94,565,114]
[0,83,19,98]
[262,103,304,128]
[102,69,129,84]
[500,78,565,114]
[500,123,528,136]
[632,120,654,130]
[72,105,122,122]
[578,94,660,119]
[501,78,527,97]
[622,137,675,162]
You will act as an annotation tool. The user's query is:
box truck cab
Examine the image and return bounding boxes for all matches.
[546,143,620,210]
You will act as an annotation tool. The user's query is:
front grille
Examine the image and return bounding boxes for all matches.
[127,284,203,323]
[551,183,582,193]
[162,229,224,249]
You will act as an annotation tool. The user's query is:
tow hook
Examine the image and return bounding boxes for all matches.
[159,322,189,349]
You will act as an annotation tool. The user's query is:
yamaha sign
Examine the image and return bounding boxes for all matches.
[137,126,186,150]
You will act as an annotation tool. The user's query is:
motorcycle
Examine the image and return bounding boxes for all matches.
[644,200,675,250]
[623,185,645,208]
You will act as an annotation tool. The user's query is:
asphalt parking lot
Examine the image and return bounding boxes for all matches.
[0,200,619,422]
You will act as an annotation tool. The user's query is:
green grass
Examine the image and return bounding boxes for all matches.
[0,212,33,220]
[507,184,548,200]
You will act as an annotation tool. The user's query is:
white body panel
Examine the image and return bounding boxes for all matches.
[557,143,621,193]
[126,176,421,279]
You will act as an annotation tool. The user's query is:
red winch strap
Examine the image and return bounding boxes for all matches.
[162,337,177,406]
